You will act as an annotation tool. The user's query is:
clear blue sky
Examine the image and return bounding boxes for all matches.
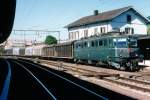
[12,0,150,41]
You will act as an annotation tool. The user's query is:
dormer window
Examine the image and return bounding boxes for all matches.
[127,15,131,23]
[125,27,134,34]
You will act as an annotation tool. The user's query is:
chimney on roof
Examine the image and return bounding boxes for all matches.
[94,10,99,16]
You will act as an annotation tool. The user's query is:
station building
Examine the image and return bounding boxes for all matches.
[65,6,149,41]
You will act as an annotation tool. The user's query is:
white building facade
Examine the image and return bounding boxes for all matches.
[66,6,149,41]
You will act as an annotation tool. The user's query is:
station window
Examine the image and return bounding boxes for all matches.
[125,27,134,34]
[99,40,103,46]
[127,15,131,23]
[100,27,106,33]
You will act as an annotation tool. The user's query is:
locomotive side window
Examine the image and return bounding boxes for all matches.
[99,40,103,46]
[84,42,87,47]
[91,41,94,47]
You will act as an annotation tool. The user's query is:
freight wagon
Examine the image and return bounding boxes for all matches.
[3,34,144,71]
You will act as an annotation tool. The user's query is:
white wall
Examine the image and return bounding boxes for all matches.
[68,22,110,41]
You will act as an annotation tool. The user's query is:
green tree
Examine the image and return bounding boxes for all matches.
[44,35,57,45]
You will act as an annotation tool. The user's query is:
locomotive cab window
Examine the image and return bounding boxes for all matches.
[113,38,127,48]
[128,38,137,48]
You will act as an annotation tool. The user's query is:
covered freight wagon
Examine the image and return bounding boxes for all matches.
[42,45,55,57]
[54,41,74,59]
[32,45,46,56]
[25,46,33,56]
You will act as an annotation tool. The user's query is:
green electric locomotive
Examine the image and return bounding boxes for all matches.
[74,34,142,71]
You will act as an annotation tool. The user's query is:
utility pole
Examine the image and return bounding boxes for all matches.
[58,31,60,43]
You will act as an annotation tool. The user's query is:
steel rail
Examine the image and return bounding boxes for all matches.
[103,78,150,93]
[16,59,108,100]
[12,61,57,100]
[40,60,119,77]
[118,77,150,86]
[39,59,150,93]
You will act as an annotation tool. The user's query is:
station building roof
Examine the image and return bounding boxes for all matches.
[65,6,149,28]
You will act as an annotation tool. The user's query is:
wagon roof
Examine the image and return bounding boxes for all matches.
[55,41,75,46]
[44,44,55,48]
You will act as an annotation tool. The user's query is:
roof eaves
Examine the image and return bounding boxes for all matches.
[133,9,150,24]
[66,19,111,29]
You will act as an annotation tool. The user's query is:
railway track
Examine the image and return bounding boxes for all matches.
[102,77,150,93]
[30,58,150,95]
[38,59,120,77]
[0,57,135,100]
